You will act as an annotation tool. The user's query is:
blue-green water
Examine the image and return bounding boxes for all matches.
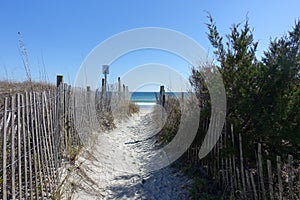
[130,92,157,103]
[130,92,156,109]
[130,92,184,109]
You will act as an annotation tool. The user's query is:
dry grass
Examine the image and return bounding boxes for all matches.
[0,80,55,110]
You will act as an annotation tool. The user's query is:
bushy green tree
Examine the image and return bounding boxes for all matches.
[191,15,300,160]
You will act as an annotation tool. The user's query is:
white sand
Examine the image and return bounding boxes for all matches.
[63,108,192,200]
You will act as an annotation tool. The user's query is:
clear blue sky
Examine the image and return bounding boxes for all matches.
[1,1,299,88]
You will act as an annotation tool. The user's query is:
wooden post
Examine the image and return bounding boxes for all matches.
[229,153,234,196]
[21,94,28,198]
[239,133,246,197]
[122,84,126,103]
[299,169,300,200]
[11,95,16,199]
[245,170,251,198]
[160,85,165,106]
[2,98,8,200]
[276,156,283,200]
[250,171,258,200]
[236,168,242,195]
[17,93,22,199]
[298,167,300,200]
[267,160,274,200]
[231,124,237,191]
[33,92,44,198]
[258,143,266,200]
[56,75,63,87]
[288,155,294,199]
[102,78,106,110]
[40,93,51,198]
[26,92,34,199]
[44,92,56,185]
[118,77,121,93]
[30,92,39,199]
[125,86,129,100]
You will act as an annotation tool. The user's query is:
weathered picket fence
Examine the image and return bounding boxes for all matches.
[156,85,300,199]
[0,81,99,199]
[186,120,300,199]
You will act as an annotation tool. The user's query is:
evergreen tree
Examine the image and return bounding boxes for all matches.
[191,15,300,161]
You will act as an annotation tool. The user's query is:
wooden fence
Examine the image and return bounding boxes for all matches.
[157,85,300,199]
[186,120,300,199]
[95,76,130,123]
[0,82,99,199]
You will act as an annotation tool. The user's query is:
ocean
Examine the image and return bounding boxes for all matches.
[130,92,157,109]
[130,92,184,109]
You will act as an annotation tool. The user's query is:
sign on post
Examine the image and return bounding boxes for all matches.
[102,65,109,75]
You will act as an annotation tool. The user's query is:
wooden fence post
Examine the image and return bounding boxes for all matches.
[102,78,106,110]
[267,160,274,200]
[125,86,129,101]
[245,169,251,198]
[118,77,121,93]
[250,171,258,200]
[17,93,22,199]
[239,133,246,197]
[258,143,267,200]
[288,155,294,199]
[276,156,283,200]
[56,75,63,87]
[231,124,238,191]
[11,95,16,199]
[25,92,34,199]
[33,92,45,198]
[2,98,8,200]
[160,85,165,107]
[21,94,28,198]
[123,84,126,99]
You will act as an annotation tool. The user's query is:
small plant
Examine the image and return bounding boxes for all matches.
[156,96,181,145]
[128,102,139,115]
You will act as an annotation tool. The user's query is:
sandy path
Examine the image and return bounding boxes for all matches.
[65,109,192,200]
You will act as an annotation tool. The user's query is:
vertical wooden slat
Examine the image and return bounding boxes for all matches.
[229,154,234,196]
[287,155,294,199]
[276,156,283,200]
[63,84,67,152]
[33,92,44,198]
[236,168,242,194]
[26,92,34,199]
[45,91,56,179]
[245,169,251,197]
[224,121,229,188]
[40,92,50,197]
[2,97,8,200]
[40,92,52,198]
[17,93,22,199]
[21,94,28,199]
[298,167,300,200]
[11,95,16,199]
[220,130,224,185]
[258,143,266,200]
[250,171,258,200]
[298,168,300,200]
[231,124,237,190]
[42,92,54,193]
[30,92,39,199]
[49,90,56,171]
[238,133,246,197]
[267,159,274,200]
[54,88,60,170]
